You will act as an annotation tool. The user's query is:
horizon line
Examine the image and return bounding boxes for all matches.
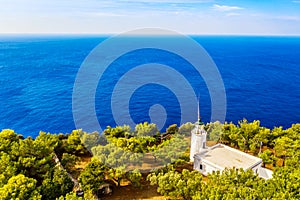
[1,33,300,37]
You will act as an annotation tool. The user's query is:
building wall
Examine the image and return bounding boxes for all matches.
[194,158,220,176]
[190,133,206,162]
[258,167,273,180]
[194,155,272,179]
[250,163,262,174]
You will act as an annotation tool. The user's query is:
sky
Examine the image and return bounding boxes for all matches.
[0,0,300,35]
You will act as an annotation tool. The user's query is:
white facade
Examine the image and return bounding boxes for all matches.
[194,154,223,176]
[190,122,273,179]
[258,167,273,180]
[193,144,264,176]
[190,122,207,162]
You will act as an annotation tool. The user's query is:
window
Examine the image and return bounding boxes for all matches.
[203,142,205,148]
[200,164,203,170]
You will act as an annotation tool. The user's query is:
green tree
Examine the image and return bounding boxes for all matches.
[151,134,188,165]
[92,143,142,168]
[134,122,159,137]
[178,122,195,136]
[52,169,74,197]
[0,152,17,187]
[83,189,97,200]
[237,119,261,151]
[0,174,41,200]
[15,137,56,183]
[127,169,142,187]
[104,125,131,138]
[78,158,106,193]
[250,127,270,154]
[57,192,83,200]
[64,130,88,155]
[35,131,60,154]
[274,136,293,166]
[206,121,223,142]
[92,141,144,187]
[40,168,74,200]
[0,129,21,153]
[166,124,179,135]
[259,149,275,167]
[221,122,239,146]
[266,166,300,199]
[148,167,203,199]
[81,131,104,151]
[268,126,286,147]
[61,153,80,172]
[108,166,127,187]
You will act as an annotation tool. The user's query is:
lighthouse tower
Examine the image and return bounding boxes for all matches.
[190,102,207,162]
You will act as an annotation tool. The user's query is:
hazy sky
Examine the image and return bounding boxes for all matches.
[1,0,300,35]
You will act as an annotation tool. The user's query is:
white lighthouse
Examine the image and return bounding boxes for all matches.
[190,102,207,162]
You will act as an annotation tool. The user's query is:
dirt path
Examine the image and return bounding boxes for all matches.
[53,153,81,190]
[101,170,168,200]
[102,185,166,200]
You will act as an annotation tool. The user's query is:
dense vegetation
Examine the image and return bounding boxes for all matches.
[148,120,300,199]
[90,122,190,187]
[0,122,189,199]
[0,130,82,200]
[0,120,299,199]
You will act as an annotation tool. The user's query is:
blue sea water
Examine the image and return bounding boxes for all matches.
[0,35,300,138]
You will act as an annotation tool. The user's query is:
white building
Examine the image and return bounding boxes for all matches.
[190,117,273,180]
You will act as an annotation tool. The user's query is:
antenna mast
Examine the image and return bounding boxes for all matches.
[197,96,200,121]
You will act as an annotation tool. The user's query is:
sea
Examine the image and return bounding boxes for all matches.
[0,35,300,138]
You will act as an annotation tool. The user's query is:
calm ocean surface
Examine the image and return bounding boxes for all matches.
[0,35,300,137]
